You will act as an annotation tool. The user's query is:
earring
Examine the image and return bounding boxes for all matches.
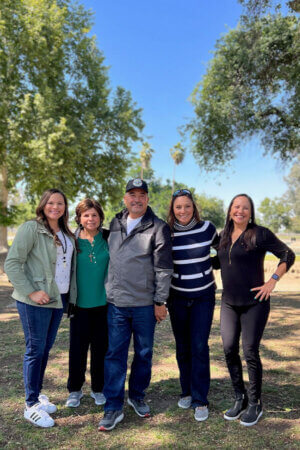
[249,218,252,223]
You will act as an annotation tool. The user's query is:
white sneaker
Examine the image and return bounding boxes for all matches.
[24,403,55,428]
[178,396,192,409]
[38,394,57,414]
[194,406,209,421]
[90,391,106,406]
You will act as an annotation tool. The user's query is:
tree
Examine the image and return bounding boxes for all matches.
[195,194,225,229]
[188,12,299,170]
[258,197,291,231]
[283,157,300,231]
[170,143,186,193]
[140,142,154,179]
[239,0,300,16]
[0,0,143,249]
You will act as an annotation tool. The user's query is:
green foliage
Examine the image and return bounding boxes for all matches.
[258,197,291,231]
[188,13,299,170]
[195,194,225,229]
[283,157,300,232]
[140,142,155,179]
[0,0,143,239]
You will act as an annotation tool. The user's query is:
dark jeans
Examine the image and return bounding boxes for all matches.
[220,300,270,403]
[103,303,156,411]
[168,295,215,407]
[17,295,66,407]
[67,305,108,393]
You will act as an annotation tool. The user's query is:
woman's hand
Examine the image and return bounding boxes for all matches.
[155,304,168,323]
[251,278,277,301]
[28,290,50,305]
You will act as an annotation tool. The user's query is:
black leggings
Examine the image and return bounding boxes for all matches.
[220,300,270,403]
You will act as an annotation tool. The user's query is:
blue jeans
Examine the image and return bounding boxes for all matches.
[103,303,156,411]
[168,294,215,407]
[17,296,66,406]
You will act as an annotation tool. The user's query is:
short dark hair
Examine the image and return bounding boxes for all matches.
[75,198,104,227]
[167,192,200,229]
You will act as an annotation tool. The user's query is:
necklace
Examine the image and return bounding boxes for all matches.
[59,231,68,268]
[88,240,96,264]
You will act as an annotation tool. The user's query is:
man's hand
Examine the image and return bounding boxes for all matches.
[155,304,167,323]
[28,290,50,305]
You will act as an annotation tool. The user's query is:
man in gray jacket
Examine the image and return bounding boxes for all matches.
[99,178,173,431]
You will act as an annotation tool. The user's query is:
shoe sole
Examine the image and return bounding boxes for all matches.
[127,398,150,418]
[240,410,263,427]
[178,402,192,409]
[98,413,124,431]
[224,408,247,421]
[65,393,83,408]
[90,392,106,406]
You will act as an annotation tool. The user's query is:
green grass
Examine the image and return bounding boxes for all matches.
[0,293,299,449]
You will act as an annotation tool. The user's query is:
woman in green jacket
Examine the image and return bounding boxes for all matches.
[4,188,76,428]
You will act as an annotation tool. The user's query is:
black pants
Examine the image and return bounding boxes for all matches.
[67,305,108,393]
[220,300,270,403]
[168,295,215,407]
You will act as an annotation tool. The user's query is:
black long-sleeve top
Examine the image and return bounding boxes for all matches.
[215,226,295,306]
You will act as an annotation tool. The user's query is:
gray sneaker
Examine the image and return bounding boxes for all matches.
[194,406,209,421]
[90,391,106,406]
[98,410,124,431]
[65,391,83,408]
[178,396,192,409]
[127,398,150,417]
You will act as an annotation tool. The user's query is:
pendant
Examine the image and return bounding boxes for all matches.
[88,253,93,263]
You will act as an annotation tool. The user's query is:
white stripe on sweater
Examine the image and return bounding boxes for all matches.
[173,254,210,264]
[171,279,215,292]
[173,221,209,237]
[173,239,213,250]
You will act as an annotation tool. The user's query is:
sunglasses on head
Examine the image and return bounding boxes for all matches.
[173,189,192,198]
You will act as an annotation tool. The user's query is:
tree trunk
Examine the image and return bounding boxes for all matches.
[0,165,9,252]
[172,163,175,194]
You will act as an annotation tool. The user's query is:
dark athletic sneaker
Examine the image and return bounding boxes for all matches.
[224,394,248,421]
[98,410,124,431]
[127,398,150,418]
[240,401,263,427]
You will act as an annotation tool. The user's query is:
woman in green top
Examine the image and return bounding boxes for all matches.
[65,198,109,408]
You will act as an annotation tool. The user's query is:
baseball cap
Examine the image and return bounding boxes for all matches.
[125,178,148,193]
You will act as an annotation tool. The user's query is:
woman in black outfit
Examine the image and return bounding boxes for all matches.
[216,194,295,427]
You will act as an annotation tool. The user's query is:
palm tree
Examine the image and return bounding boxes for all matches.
[140,142,154,179]
[170,142,185,193]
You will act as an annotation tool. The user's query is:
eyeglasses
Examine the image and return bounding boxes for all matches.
[173,189,192,198]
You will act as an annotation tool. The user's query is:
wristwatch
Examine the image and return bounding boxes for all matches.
[271,273,280,281]
[154,301,166,306]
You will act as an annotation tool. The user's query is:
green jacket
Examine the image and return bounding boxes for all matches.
[4,220,77,308]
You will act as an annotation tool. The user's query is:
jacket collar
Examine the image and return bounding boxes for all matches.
[116,206,155,233]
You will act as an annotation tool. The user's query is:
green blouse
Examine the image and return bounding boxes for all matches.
[76,232,109,308]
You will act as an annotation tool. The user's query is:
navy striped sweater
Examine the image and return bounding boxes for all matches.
[170,220,217,298]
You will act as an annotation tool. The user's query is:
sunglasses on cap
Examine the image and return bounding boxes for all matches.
[173,189,192,197]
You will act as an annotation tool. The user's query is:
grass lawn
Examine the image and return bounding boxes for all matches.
[0,290,299,449]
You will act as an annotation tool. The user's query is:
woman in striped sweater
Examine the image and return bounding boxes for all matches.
[167,189,218,422]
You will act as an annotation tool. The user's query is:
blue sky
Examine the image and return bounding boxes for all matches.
[80,0,291,208]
